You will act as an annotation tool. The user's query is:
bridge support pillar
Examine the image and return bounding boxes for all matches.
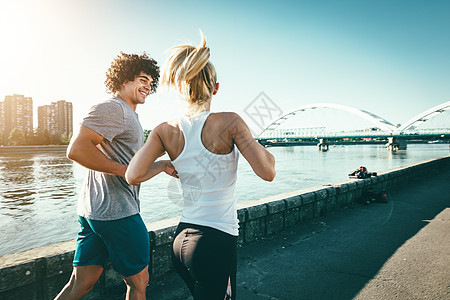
[386,137,407,151]
[317,138,329,151]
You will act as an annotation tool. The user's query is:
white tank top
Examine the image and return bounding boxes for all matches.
[171,111,240,236]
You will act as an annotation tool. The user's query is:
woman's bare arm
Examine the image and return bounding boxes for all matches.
[227,113,276,181]
[125,125,177,185]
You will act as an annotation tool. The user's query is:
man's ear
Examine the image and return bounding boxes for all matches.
[213,82,219,95]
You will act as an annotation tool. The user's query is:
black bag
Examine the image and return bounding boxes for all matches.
[349,166,377,179]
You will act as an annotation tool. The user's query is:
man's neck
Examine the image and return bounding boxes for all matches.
[115,93,137,111]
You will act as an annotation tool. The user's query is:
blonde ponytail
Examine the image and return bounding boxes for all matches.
[161,32,217,114]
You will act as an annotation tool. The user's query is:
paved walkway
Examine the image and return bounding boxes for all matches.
[139,169,450,299]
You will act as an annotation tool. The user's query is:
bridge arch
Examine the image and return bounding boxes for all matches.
[398,101,450,132]
[258,103,397,137]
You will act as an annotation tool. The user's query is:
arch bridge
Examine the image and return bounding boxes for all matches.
[257,101,450,150]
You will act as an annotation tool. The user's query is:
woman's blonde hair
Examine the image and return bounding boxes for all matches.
[161,32,217,114]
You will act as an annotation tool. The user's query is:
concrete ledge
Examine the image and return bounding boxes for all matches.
[1,155,449,299]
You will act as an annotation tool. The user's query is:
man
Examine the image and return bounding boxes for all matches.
[55,52,166,300]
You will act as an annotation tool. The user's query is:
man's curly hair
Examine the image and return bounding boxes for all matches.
[105,52,160,94]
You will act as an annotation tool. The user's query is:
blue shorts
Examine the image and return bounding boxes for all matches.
[73,214,150,277]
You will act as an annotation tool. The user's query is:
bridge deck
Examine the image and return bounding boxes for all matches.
[258,129,450,140]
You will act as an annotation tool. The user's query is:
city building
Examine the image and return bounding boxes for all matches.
[0,94,33,144]
[0,101,3,139]
[37,100,73,138]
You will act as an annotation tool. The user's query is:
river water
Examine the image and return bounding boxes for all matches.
[0,143,448,256]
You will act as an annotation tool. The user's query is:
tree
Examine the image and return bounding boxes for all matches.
[36,129,50,145]
[0,130,4,145]
[8,128,25,145]
[28,129,41,145]
[24,132,32,145]
[50,133,62,145]
[144,129,152,142]
[60,133,73,145]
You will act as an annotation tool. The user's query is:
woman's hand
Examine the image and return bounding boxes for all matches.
[163,160,179,178]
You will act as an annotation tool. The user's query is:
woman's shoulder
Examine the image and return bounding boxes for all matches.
[209,111,243,123]
[208,112,248,132]
[153,118,180,133]
[210,111,239,117]
[153,119,180,136]
[204,112,249,140]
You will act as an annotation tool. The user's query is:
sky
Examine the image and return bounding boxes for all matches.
[1,0,449,134]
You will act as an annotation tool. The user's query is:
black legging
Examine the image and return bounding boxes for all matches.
[171,222,237,300]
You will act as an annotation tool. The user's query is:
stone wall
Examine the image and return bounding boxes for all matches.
[1,155,449,299]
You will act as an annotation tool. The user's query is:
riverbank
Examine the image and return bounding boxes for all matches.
[1,155,449,299]
[1,140,447,153]
[0,145,67,154]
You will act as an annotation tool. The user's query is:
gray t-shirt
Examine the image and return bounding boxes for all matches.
[77,96,144,220]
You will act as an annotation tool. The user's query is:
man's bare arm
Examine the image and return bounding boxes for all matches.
[67,125,127,178]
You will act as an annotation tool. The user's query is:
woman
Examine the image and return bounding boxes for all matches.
[126,33,275,300]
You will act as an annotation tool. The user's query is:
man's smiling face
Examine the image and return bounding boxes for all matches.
[119,71,153,109]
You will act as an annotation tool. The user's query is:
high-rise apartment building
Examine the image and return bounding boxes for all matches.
[0,94,33,143]
[0,101,4,138]
[38,100,73,137]
[37,105,51,133]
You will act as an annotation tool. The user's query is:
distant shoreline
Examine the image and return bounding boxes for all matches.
[0,145,68,154]
[0,140,447,154]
